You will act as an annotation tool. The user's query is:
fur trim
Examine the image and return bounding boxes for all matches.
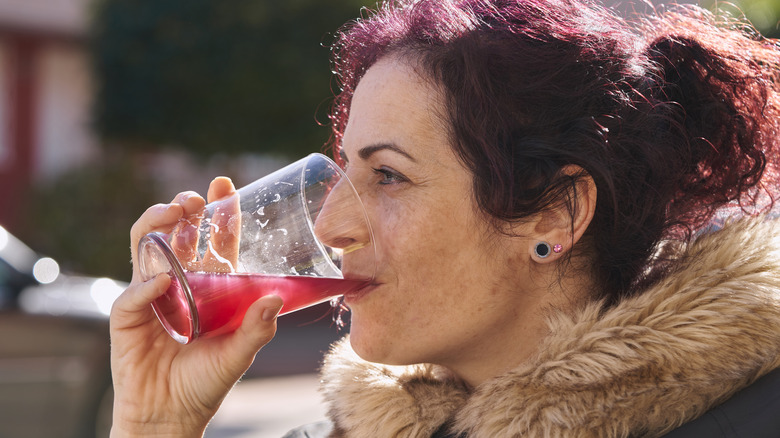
[320,343,468,437]
[319,218,780,437]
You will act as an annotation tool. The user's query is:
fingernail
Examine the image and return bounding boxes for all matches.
[262,304,283,322]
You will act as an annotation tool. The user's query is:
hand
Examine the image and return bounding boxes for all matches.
[109,178,283,437]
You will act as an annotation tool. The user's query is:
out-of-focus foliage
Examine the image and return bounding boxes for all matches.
[91,0,777,160]
[91,0,373,158]
[21,152,158,281]
[702,0,780,38]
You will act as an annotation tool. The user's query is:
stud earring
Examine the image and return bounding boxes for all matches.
[534,242,552,258]
[553,244,563,253]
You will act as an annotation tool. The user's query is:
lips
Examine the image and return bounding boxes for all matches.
[343,282,378,304]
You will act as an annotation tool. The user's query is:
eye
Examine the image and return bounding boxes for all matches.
[372,166,407,185]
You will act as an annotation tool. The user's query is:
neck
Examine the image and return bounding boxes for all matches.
[439,269,592,388]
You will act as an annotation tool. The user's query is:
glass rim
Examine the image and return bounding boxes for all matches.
[143,231,200,343]
[300,153,377,281]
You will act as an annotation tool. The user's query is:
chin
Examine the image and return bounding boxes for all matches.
[348,324,394,364]
[347,324,381,362]
[348,328,423,366]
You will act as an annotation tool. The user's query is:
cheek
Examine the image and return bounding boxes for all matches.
[369,196,413,260]
[377,204,448,273]
[382,211,472,310]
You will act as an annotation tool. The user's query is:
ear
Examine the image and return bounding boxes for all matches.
[529,165,596,264]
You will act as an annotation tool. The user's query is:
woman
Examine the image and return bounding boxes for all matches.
[110,0,780,436]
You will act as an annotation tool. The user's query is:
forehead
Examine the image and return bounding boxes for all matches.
[341,56,450,157]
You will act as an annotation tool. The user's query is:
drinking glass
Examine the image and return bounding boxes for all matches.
[137,153,375,344]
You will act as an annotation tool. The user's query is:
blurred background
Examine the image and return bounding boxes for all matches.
[0,0,775,437]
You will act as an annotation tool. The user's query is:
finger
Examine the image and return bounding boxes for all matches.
[221,295,283,373]
[131,204,185,250]
[173,191,207,217]
[203,194,240,272]
[207,177,236,203]
[130,204,185,281]
[110,274,171,329]
[170,192,207,270]
[203,178,240,273]
[130,191,203,267]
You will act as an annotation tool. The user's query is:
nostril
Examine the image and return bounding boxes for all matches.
[328,237,358,249]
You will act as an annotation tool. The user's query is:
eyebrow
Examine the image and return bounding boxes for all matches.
[352,143,417,162]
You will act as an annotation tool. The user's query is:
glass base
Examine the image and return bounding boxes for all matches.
[138,232,199,344]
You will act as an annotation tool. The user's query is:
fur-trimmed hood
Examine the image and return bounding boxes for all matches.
[318,217,780,437]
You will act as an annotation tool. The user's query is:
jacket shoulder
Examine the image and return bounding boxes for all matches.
[662,367,780,437]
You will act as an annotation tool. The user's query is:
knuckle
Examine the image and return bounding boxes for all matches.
[131,203,170,238]
[173,190,198,203]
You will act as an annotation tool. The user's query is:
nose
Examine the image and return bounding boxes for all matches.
[313,178,372,256]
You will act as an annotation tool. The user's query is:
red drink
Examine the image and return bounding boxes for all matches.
[152,272,367,342]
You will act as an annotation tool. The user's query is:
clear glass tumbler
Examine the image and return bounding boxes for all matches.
[137,153,375,343]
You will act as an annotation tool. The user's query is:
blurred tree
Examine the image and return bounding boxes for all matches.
[91,0,778,156]
[91,0,373,158]
[702,0,780,38]
[21,152,158,281]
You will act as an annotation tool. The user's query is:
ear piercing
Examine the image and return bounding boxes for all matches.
[534,242,563,258]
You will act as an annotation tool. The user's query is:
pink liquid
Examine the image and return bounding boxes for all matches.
[152,272,367,342]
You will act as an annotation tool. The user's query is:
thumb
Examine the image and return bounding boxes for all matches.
[225,295,283,362]
[111,274,170,329]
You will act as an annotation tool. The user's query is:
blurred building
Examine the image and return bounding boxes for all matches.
[0,0,293,233]
[0,0,96,231]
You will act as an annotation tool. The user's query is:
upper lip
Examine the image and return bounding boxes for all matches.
[344,281,378,299]
[354,280,379,290]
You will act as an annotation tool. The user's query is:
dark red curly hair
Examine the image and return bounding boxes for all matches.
[326,0,780,304]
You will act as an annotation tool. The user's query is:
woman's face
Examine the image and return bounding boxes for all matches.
[336,56,545,381]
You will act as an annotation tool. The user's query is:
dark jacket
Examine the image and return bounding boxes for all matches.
[286,218,780,437]
[662,367,780,437]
